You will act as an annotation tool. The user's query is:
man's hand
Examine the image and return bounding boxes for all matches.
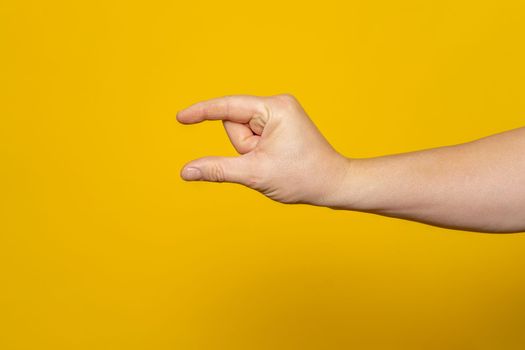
[178,94,525,233]
[177,94,350,206]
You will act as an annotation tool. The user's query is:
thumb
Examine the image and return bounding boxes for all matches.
[180,156,251,185]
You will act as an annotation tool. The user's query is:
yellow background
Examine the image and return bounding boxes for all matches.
[2,1,525,349]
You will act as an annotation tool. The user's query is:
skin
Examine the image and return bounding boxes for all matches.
[177,94,525,233]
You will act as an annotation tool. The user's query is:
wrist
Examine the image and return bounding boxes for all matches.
[318,155,364,210]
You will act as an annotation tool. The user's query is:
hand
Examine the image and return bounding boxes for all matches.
[177,94,351,207]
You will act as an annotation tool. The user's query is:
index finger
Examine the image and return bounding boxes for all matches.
[176,95,266,124]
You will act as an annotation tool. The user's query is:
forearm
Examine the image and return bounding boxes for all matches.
[333,127,525,233]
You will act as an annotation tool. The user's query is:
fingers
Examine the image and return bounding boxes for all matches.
[177,95,267,124]
[180,155,253,186]
[223,120,260,154]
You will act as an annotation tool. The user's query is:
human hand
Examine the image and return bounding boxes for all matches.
[177,94,351,207]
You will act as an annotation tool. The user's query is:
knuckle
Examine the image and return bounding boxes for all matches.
[276,93,298,103]
[201,105,216,118]
[208,163,225,182]
[271,93,299,110]
[244,157,268,188]
[249,113,267,135]
[222,95,232,116]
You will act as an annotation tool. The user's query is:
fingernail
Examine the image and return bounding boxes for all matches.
[182,167,202,181]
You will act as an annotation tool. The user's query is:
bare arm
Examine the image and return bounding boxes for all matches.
[177,94,525,233]
[334,127,525,232]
